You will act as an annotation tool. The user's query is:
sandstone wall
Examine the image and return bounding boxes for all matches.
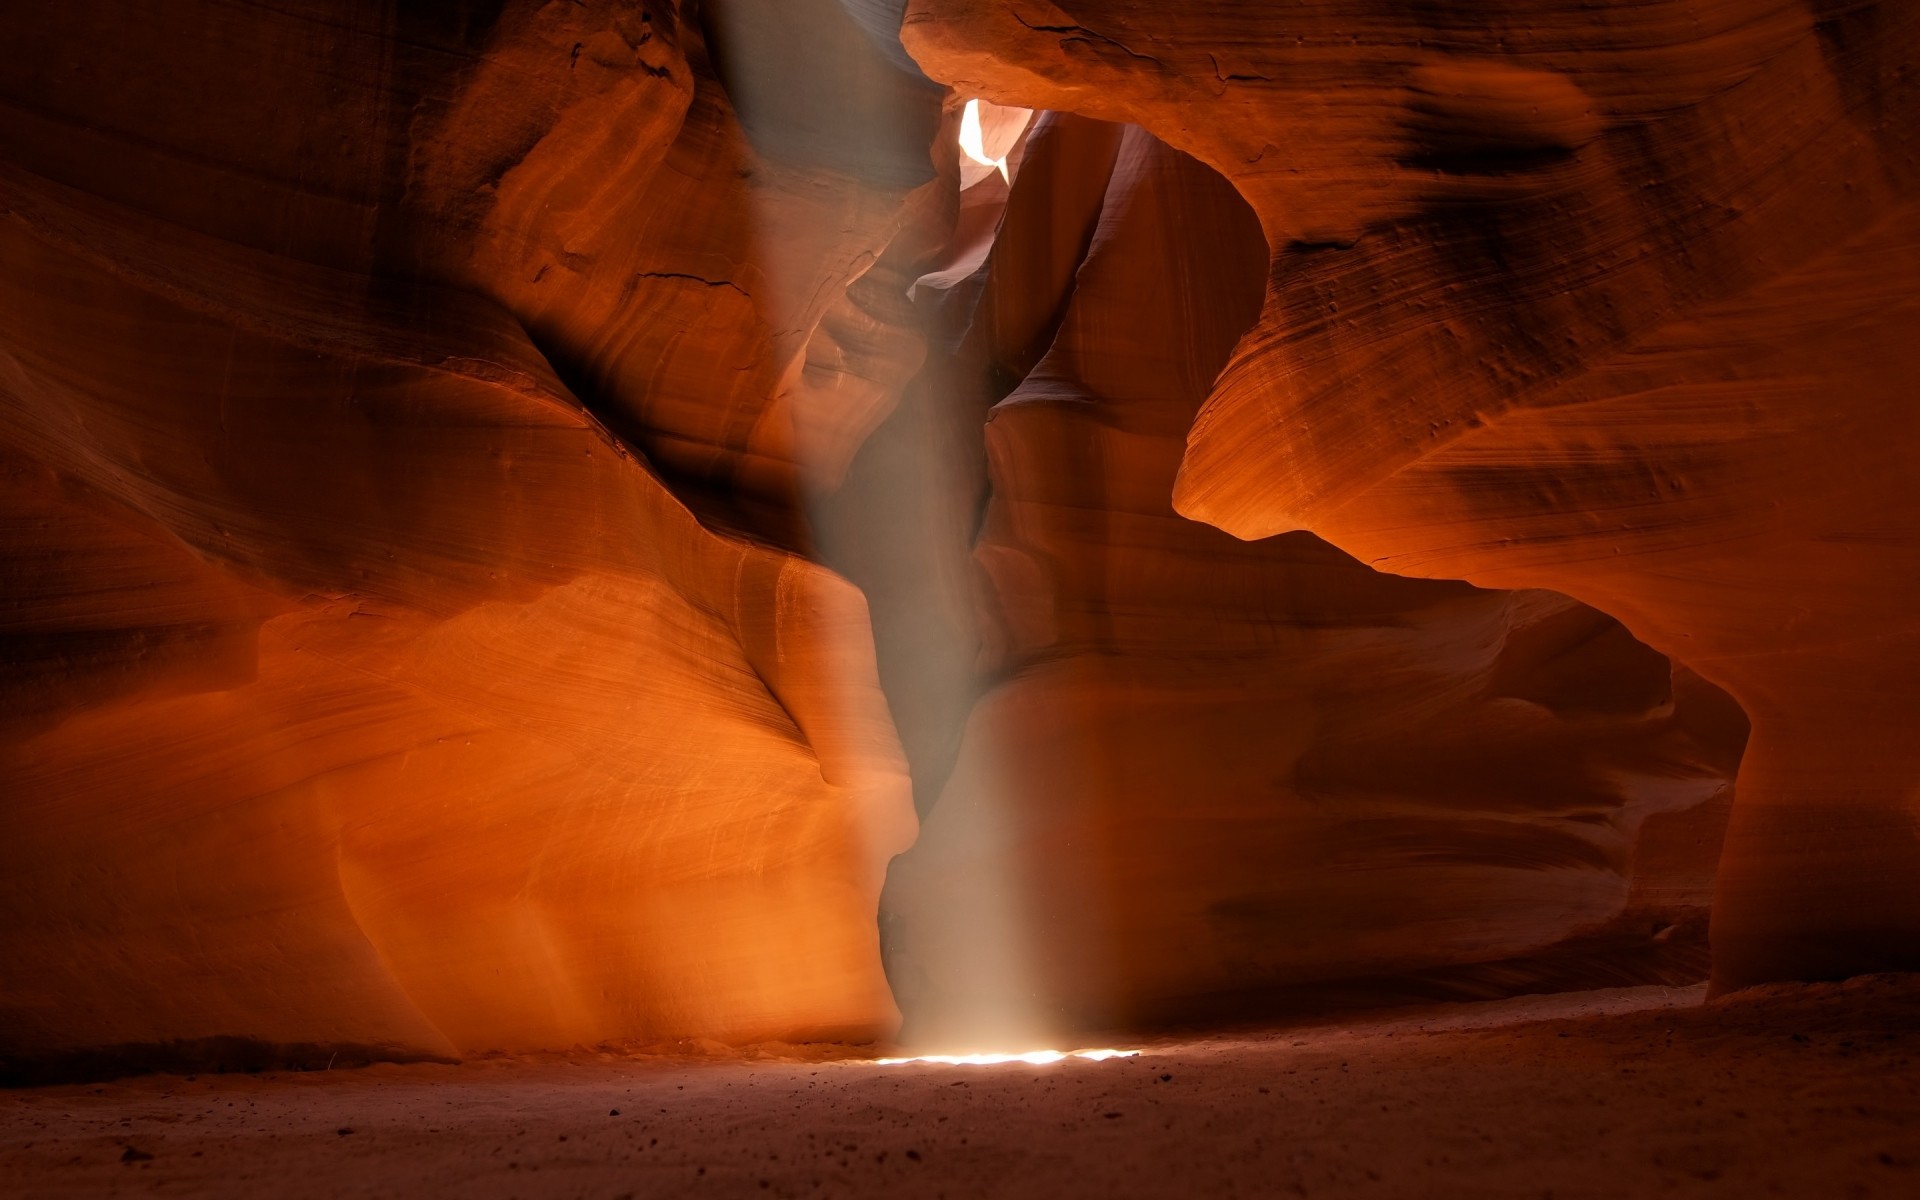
[883,116,1744,1040]
[904,0,1920,992]
[0,0,931,1070]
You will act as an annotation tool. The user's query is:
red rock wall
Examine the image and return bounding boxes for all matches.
[3,0,1865,1070]
[0,0,930,1066]
[882,116,1745,1041]
[903,0,1920,993]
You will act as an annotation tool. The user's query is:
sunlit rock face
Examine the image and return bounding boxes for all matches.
[0,0,1888,1077]
[902,0,1920,992]
[0,0,931,1068]
[882,117,1747,1041]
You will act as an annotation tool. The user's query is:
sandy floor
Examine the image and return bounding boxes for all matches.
[5,977,1918,1198]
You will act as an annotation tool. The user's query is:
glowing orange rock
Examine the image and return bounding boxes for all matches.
[903,0,1920,991]
[882,119,1744,1041]
[0,0,923,1067]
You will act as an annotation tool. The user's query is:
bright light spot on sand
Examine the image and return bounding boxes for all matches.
[958,98,1011,184]
[874,1049,1141,1066]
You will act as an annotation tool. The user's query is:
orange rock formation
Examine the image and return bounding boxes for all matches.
[903,0,1920,993]
[0,0,1904,1073]
[0,0,930,1068]
[883,116,1744,1041]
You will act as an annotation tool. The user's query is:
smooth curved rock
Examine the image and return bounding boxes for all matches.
[903,0,1920,992]
[4,0,1890,1076]
[0,0,918,1066]
[882,120,1745,1042]
[410,0,947,546]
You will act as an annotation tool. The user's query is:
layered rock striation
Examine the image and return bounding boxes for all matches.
[0,0,937,1070]
[4,0,1874,1074]
[882,116,1745,1040]
[903,0,1920,992]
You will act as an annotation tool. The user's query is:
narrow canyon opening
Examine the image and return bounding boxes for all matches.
[8,2,1920,1196]
[824,98,1752,1051]
[675,2,1760,1050]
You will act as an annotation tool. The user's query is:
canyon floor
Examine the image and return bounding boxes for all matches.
[4,977,1917,1199]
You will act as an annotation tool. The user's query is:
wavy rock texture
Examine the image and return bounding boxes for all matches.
[412,0,948,544]
[0,0,936,1067]
[880,117,1746,1040]
[2,0,1875,1074]
[903,0,1920,992]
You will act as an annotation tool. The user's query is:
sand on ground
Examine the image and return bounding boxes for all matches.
[5,976,1918,1198]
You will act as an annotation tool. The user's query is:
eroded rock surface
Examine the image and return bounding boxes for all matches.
[3,0,1882,1075]
[882,117,1745,1041]
[0,0,931,1067]
[903,0,1920,991]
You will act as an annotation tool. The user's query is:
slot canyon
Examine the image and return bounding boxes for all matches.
[1,1,1916,1196]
